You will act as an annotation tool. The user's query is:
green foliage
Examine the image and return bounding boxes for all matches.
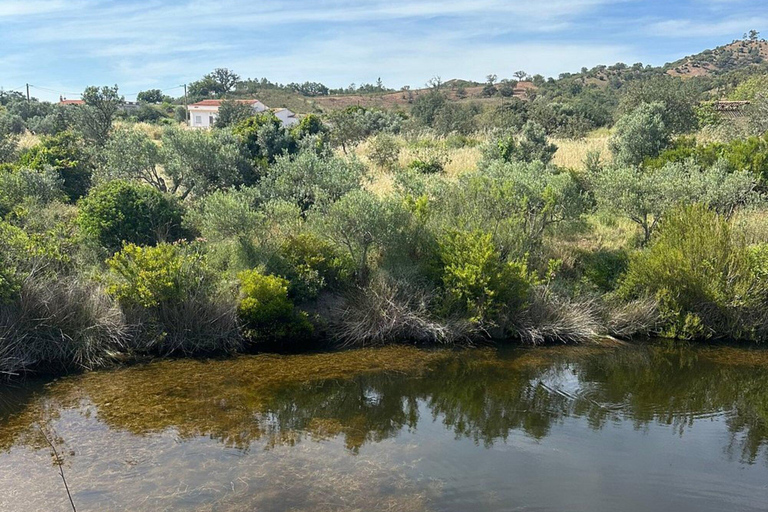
[260,150,366,211]
[161,125,252,198]
[106,242,238,354]
[0,221,29,304]
[293,113,326,138]
[136,89,169,104]
[609,102,671,167]
[100,127,166,191]
[237,269,313,342]
[188,68,240,99]
[366,133,400,169]
[214,100,255,128]
[620,204,767,340]
[438,229,534,323]
[78,85,124,145]
[488,121,557,164]
[328,107,402,153]
[19,131,92,201]
[107,243,192,308]
[0,167,63,218]
[0,133,17,164]
[433,102,480,135]
[574,249,629,292]
[443,160,587,257]
[233,112,296,167]
[407,145,450,174]
[313,190,410,282]
[271,233,354,302]
[617,76,700,133]
[591,159,756,243]
[77,180,186,252]
[411,90,447,126]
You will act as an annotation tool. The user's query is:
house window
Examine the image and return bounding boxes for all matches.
[194,115,202,126]
[209,116,215,126]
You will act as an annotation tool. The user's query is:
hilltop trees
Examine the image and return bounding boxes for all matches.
[189,68,241,99]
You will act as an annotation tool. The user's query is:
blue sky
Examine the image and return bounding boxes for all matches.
[1,0,766,102]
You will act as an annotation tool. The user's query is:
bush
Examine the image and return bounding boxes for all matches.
[407,146,449,174]
[237,269,313,343]
[620,204,767,340]
[18,131,92,201]
[271,233,355,302]
[488,121,557,165]
[0,167,64,218]
[107,243,239,354]
[366,133,400,169]
[260,150,366,211]
[575,249,628,292]
[609,102,670,167]
[77,181,186,252]
[438,229,535,325]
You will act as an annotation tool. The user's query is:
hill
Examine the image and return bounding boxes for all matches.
[665,39,768,77]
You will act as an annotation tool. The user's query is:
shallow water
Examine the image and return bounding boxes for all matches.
[1,343,767,511]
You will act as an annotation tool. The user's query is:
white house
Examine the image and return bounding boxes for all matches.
[188,99,299,128]
[271,107,300,127]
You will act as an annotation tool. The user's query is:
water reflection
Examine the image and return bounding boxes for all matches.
[1,343,767,511]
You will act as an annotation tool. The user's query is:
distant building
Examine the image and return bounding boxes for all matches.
[712,100,751,119]
[59,97,139,112]
[59,97,84,105]
[271,107,300,127]
[187,99,268,128]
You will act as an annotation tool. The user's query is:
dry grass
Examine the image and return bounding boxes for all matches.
[551,134,611,170]
[16,132,41,150]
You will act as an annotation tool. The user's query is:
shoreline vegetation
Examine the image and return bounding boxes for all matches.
[4,47,768,378]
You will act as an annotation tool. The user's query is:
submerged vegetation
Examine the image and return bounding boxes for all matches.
[4,38,768,377]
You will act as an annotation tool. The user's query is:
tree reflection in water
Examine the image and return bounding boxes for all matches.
[1,344,766,464]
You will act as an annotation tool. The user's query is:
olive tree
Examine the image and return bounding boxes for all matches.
[100,127,166,191]
[78,85,124,146]
[260,149,366,211]
[312,190,409,283]
[439,160,587,257]
[609,102,670,167]
[161,126,250,199]
[590,159,756,244]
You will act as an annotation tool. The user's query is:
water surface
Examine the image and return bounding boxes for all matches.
[1,343,767,511]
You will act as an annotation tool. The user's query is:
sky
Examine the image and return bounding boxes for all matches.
[1,0,767,102]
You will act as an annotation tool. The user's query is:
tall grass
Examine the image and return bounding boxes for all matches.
[0,271,127,376]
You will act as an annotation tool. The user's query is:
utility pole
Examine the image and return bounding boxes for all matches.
[183,84,189,123]
[26,83,30,103]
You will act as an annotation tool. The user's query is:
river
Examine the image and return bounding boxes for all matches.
[1,342,767,511]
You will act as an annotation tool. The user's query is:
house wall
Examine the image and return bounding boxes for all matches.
[188,107,218,128]
[274,109,300,127]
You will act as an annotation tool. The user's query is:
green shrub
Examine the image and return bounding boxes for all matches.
[237,269,313,342]
[0,167,64,218]
[366,133,400,169]
[575,249,629,292]
[78,180,186,252]
[107,243,239,354]
[260,150,366,211]
[18,131,92,201]
[438,229,535,324]
[609,102,670,167]
[271,233,355,302]
[489,121,557,165]
[620,204,766,340]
